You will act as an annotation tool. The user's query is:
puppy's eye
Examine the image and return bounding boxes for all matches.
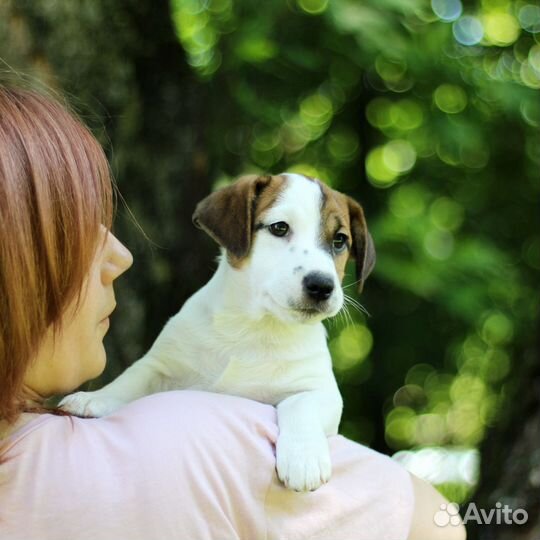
[269,222,290,237]
[333,233,348,253]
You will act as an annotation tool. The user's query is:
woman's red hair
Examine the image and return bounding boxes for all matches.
[0,86,113,424]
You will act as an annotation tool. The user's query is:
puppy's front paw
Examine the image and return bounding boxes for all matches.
[59,391,124,418]
[276,431,332,492]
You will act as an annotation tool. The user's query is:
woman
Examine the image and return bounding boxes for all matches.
[0,86,465,540]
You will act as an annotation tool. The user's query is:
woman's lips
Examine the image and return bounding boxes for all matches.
[99,303,116,326]
[99,317,110,330]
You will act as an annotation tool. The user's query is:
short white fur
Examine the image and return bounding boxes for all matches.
[61,173,346,492]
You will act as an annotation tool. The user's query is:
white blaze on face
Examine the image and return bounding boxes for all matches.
[245,173,344,324]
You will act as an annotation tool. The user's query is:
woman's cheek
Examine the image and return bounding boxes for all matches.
[85,330,108,381]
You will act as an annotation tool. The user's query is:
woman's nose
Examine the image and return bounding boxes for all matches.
[102,232,133,284]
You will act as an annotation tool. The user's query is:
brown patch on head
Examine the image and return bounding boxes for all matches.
[252,175,287,223]
[316,180,376,292]
[316,182,351,282]
[192,174,286,267]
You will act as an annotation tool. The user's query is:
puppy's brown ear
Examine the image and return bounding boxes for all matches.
[347,196,376,293]
[192,174,273,259]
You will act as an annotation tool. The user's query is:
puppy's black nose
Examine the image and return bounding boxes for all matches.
[303,272,335,302]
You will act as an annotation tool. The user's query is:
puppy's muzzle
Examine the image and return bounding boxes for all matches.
[303,272,335,302]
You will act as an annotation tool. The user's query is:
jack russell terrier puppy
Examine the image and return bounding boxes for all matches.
[61,172,376,492]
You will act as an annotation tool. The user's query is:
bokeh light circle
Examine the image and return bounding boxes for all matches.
[298,0,328,15]
[366,140,417,188]
[519,4,540,33]
[453,16,484,46]
[483,12,520,46]
[431,0,462,22]
[383,140,417,174]
[366,147,398,188]
[433,84,467,114]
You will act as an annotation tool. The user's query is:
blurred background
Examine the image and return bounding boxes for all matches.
[1,0,538,537]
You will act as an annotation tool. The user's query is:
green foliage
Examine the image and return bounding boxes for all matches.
[2,0,537,497]
[437,482,476,505]
[170,0,540,487]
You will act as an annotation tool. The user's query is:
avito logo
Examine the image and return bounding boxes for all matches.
[434,502,528,526]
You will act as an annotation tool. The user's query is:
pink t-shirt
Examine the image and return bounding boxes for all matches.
[0,391,413,540]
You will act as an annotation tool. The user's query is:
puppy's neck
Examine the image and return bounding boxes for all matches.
[203,252,312,337]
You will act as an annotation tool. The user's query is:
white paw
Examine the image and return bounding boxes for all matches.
[276,431,332,492]
[59,391,124,418]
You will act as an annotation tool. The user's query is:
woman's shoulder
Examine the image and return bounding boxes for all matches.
[101,390,279,450]
[111,389,277,427]
[6,390,278,462]
[109,391,278,456]
[1,391,277,540]
[0,391,415,540]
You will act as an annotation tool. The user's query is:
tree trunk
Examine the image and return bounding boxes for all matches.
[0,0,216,379]
[469,317,540,540]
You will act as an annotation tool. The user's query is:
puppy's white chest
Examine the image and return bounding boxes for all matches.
[210,353,314,404]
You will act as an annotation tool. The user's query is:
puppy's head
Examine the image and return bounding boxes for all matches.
[193,173,375,324]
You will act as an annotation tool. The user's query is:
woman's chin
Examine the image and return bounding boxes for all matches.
[78,345,107,388]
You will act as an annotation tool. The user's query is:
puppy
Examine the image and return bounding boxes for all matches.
[61,173,375,492]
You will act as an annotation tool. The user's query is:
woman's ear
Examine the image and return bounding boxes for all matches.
[346,196,376,293]
[192,174,273,259]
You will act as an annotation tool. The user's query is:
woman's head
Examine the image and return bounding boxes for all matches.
[0,86,132,423]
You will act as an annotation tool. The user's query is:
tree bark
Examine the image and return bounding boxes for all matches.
[469,316,540,540]
[0,0,216,379]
